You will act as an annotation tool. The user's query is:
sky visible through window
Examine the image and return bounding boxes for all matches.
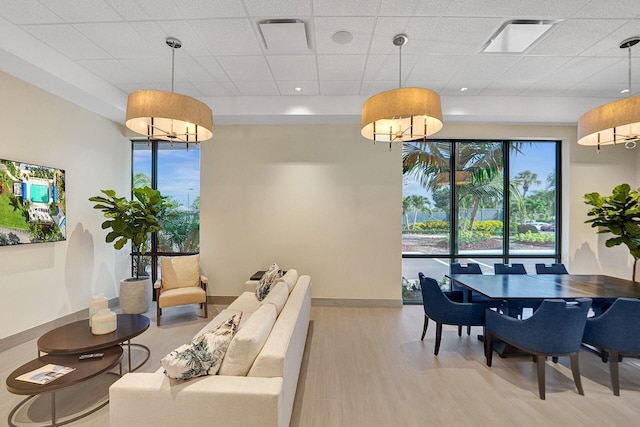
[133,145,200,209]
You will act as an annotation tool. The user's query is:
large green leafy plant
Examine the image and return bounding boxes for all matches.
[89,187,173,279]
[584,183,640,281]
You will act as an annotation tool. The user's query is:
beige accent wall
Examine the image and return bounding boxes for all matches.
[200,125,403,303]
[0,71,130,339]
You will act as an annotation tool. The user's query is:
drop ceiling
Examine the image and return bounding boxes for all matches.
[1,0,640,127]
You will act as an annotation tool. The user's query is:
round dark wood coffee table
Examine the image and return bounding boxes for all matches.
[6,346,123,427]
[37,314,150,372]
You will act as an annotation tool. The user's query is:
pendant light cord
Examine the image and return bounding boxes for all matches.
[628,45,632,96]
[171,45,175,93]
[398,43,402,89]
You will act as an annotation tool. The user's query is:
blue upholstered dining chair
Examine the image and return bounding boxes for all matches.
[494,263,527,274]
[494,263,537,317]
[418,273,488,355]
[450,263,501,335]
[582,298,640,395]
[485,298,592,399]
[535,263,569,274]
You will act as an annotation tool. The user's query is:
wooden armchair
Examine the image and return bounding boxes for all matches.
[155,254,208,326]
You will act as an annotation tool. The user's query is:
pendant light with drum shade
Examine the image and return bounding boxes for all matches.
[361,34,443,149]
[577,36,640,151]
[125,37,213,147]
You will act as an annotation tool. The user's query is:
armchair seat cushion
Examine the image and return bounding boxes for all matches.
[159,286,206,308]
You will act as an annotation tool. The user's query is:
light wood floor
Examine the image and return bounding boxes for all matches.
[3,304,640,426]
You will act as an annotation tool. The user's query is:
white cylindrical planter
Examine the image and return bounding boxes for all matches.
[119,277,152,314]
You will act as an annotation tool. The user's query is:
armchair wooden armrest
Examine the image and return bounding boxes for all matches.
[154,280,162,290]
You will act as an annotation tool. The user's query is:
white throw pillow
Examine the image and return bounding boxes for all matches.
[255,263,283,301]
[161,313,241,380]
[218,304,277,376]
[261,281,288,314]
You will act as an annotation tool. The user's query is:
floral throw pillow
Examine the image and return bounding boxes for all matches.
[161,313,242,380]
[255,263,283,301]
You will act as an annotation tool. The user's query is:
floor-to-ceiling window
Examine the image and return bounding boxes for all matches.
[401,140,560,302]
[132,141,200,285]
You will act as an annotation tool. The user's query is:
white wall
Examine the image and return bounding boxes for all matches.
[200,125,402,303]
[0,71,130,339]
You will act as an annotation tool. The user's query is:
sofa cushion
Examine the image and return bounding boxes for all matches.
[276,269,298,293]
[161,313,241,379]
[160,255,200,290]
[255,263,283,301]
[218,303,277,376]
[261,281,288,314]
[228,292,261,314]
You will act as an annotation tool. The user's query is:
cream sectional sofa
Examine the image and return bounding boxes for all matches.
[109,270,311,427]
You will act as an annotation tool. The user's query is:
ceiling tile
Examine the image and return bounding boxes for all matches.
[23,24,111,60]
[539,56,621,83]
[267,55,317,81]
[450,55,520,81]
[191,80,240,96]
[574,0,640,18]
[121,0,184,20]
[105,0,154,21]
[408,55,467,82]
[440,81,490,96]
[235,80,280,95]
[188,19,262,55]
[38,0,124,23]
[314,17,375,54]
[498,57,572,82]
[480,81,532,96]
[172,0,247,19]
[118,57,171,83]
[319,80,360,95]
[443,0,590,17]
[313,0,380,17]
[192,56,231,81]
[276,80,319,95]
[73,22,163,59]
[423,17,505,55]
[217,56,273,81]
[1,0,63,24]
[79,59,136,84]
[378,0,453,17]
[528,19,625,56]
[363,54,419,82]
[369,17,440,54]
[318,54,367,80]
[243,0,312,17]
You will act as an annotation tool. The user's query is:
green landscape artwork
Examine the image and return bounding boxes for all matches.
[0,158,66,245]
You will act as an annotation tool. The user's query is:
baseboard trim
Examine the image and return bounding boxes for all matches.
[0,298,119,353]
[312,298,403,308]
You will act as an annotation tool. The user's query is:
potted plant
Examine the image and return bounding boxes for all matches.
[584,183,640,282]
[90,186,173,313]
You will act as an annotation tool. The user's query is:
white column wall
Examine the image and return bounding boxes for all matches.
[0,71,130,339]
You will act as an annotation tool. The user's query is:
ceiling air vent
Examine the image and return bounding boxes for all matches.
[258,19,309,53]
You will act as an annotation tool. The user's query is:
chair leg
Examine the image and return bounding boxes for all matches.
[552,356,559,363]
[467,325,471,336]
[536,355,546,400]
[458,325,462,337]
[203,298,208,319]
[421,315,429,341]
[610,350,620,396]
[485,332,494,366]
[570,353,584,396]
[434,322,443,355]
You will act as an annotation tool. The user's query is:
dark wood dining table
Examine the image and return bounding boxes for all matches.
[446,274,640,301]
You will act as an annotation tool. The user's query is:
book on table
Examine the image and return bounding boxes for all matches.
[16,364,75,385]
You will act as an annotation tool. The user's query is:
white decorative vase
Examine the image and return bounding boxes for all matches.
[119,277,152,314]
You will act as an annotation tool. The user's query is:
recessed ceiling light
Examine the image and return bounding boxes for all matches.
[481,19,561,53]
[621,88,630,94]
[294,87,302,92]
[460,87,468,92]
[332,30,353,45]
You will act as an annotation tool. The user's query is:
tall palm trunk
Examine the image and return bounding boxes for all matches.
[468,196,481,231]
